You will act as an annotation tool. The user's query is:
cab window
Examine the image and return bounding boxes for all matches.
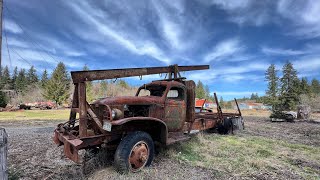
[167,87,184,100]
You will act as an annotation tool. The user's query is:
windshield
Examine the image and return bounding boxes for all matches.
[137,85,167,97]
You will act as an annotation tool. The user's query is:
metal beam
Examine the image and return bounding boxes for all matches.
[71,65,209,83]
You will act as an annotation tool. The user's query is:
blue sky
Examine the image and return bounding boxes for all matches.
[2,0,320,100]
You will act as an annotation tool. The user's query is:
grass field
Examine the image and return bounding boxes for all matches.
[0,109,70,121]
[167,133,320,179]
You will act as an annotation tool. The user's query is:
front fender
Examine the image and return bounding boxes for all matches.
[111,117,168,144]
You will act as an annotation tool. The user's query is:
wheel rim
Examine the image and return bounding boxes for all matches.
[128,141,149,172]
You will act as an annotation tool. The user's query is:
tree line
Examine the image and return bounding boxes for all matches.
[0,62,71,106]
[0,63,134,107]
[265,61,320,112]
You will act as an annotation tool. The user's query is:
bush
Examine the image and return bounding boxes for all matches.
[0,91,8,108]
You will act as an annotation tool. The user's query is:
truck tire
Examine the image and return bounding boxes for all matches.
[114,131,154,173]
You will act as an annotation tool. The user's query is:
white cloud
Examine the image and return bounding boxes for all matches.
[204,38,244,62]
[293,57,320,72]
[277,0,320,38]
[212,91,265,97]
[66,1,171,64]
[187,61,268,84]
[6,37,29,48]
[211,0,271,26]
[261,46,306,56]
[211,0,251,10]
[152,0,185,51]
[4,19,23,34]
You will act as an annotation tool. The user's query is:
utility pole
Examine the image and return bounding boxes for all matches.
[0,0,3,77]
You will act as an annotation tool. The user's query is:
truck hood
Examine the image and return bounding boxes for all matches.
[92,96,163,106]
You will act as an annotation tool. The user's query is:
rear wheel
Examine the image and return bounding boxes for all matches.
[114,131,154,173]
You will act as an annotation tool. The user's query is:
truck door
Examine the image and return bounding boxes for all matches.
[164,87,186,131]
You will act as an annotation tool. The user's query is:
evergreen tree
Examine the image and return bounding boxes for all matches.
[310,78,320,95]
[250,93,255,100]
[265,64,279,110]
[11,67,18,90]
[300,77,311,95]
[204,85,210,99]
[196,80,206,99]
[43,62,70,105]
[15,69,27,93]
[279,62,300,110]
[0,66,11,89]
[27,66,38,84]
[40,69,49,88]
[99,80,108,98]
[118,79,129,89]
[225,101,232,109]
[82,65,95,102]
[219,96,225,108]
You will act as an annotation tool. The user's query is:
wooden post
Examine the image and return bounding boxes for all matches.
[0,128,8,180]
[78,82,87,137]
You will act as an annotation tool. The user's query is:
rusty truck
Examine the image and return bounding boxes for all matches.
[53,65,243,173]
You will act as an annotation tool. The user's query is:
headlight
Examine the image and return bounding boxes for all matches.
[111,110,116,119]
[111,108,123,120]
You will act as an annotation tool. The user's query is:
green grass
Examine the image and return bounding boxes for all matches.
[0,109,70,121]
[167,133,320,179]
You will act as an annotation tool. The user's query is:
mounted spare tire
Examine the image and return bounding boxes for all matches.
[114,131,154,173]
[218,118,233,134]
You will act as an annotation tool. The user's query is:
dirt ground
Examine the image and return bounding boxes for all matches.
[1,116,320,180]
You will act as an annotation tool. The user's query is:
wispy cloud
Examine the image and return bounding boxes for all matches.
[4,19,23,34]
[211,0,272,26]
[66,1,171,64]
[213,91,265,97]
[261,46,306,56]
[277,0,320,38]
[204,38,244,63]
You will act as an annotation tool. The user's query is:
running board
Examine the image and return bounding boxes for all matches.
[167,132,191,145]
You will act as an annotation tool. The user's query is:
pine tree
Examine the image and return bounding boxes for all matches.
[99,80,108,98]
[279,62,300,110]
[265,64,279,110]
[310,78,320,95]
[204,85,210,99]
[43,62,70,105]
[11,66,18,90]
[300,77,311,96]
[219,96,225,108]
[118,79,129,89]
[27,66,38,84]
[83,65,95,102]
[15,69,27,93]
[40,69,49,88]
[0,66,11,89]
[196,80,206,99]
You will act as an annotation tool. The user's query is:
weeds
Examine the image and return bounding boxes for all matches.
[168,133,320,179]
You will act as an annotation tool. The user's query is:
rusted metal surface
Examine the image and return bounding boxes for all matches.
[234,98,242,117]
[71,65,209,83]
[53,64,243,165]
[129,141,149,172]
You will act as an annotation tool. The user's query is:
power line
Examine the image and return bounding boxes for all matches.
[3,20,12,70]
[3,4,60,64]
[10,48,33,67]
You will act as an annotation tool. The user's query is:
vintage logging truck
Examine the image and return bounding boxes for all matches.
[53,65,243,173]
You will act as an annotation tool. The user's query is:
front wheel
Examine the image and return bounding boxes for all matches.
[114,131,154,173]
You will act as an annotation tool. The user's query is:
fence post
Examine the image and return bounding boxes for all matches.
[0,128,8,180]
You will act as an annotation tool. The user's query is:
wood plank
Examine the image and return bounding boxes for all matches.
[0,128,8,180]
